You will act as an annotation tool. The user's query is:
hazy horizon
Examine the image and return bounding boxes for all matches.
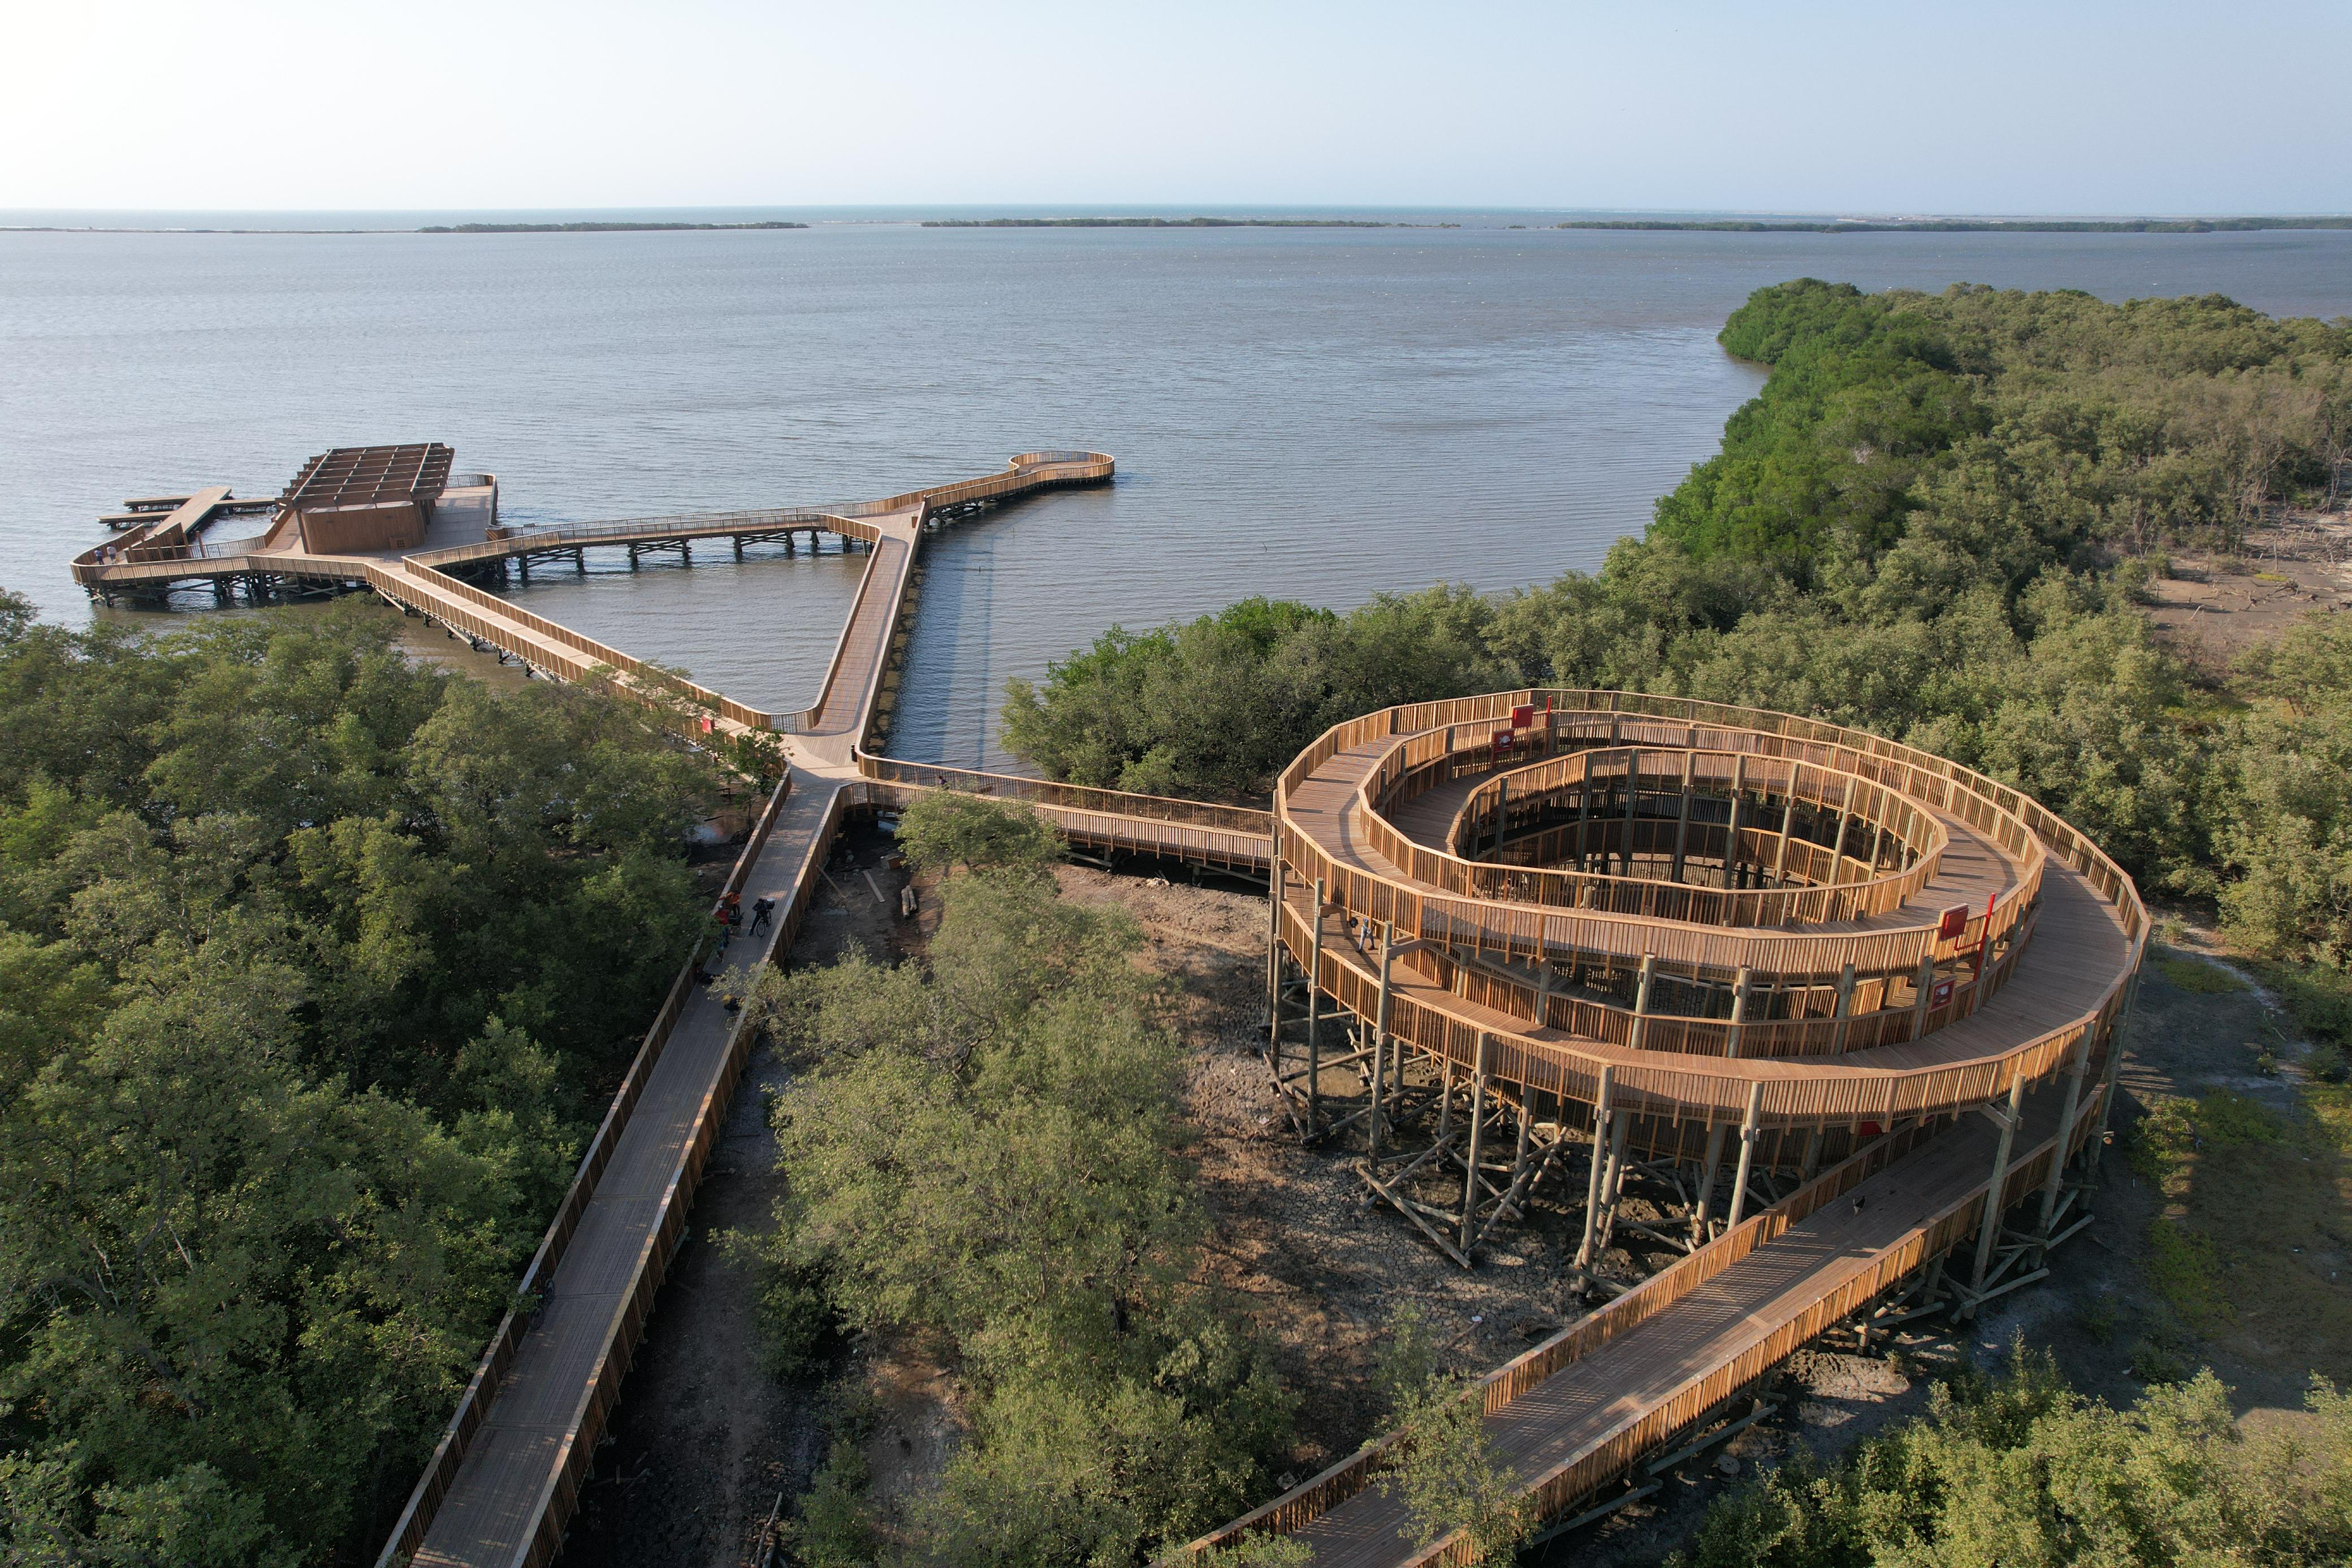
[8,1,2347,213]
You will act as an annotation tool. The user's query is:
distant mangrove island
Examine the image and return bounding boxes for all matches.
[418,220,809,233]
[921,215,1448,228]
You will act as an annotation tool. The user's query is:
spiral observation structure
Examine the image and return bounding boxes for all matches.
[1268,688,2145,1202]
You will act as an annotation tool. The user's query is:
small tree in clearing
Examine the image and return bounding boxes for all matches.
[897,790,1064,880]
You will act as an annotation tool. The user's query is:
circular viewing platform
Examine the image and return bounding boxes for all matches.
[1271,690,2145,1171]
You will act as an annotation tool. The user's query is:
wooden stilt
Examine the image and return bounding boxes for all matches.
[1724,757,1748,891]
[1369,925,1395,1159]
[1574,757,1592,872]
[1306,877,1326,1134]
[1724,1081,1765,1229]
[1965,1073,2027,1314]
[2036,1030,2095,1261]
[1459,1032,1491,1252]
[1595,1110,1633,1256]
[1575,1065,1616,1268]
[1622,749,1640,875]
[1729,965,1753,1058]
[1691,1121,1728,1245]
[1631,954,1658,1051]
[1830,784,1853,879]
[1266,855,1286,1033]
[1671,751,1695,883]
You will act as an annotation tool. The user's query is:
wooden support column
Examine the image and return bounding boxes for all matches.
[1910,953,1937,1038]
[1595,1109,1633,1256]
[1459,1032,1492,1251]
[1493,778,1510,857]
[1833,962,1857,1051]
[1575,1066,1615,1268]
[1368,925,1395,1159]
[1729,965,1753,1058]
[1574,757,1592,872]
[1621,749,1640,876]
[1966,1073,2028,1314]
[1772,794,1796,885]
[1306,877,1327,1134]
[1829,783,1853,880]
[1724,1081,1765,1229]
[1724,757,1748,891]
[1691,1120,1729,1245]
[2035,1028,2095,1262]
[1631,954,1658,1051]
[1266,855,1286,1038]
[1671,751,1696,883]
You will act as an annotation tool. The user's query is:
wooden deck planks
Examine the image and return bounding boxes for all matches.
[1294,1089,2066,1567]
[412,777,845,1566]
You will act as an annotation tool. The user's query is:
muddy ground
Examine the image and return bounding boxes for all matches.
[557,840,2341,1567]
[2143,509,2352,673]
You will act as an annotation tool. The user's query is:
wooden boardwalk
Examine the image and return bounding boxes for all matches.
[1291,1079,2078,1567]
[67,453,2142,1568]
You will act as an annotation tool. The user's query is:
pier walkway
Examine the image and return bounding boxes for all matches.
[67,450,2141,1568]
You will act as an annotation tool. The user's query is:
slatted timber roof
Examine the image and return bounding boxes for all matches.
[282,443,453,511]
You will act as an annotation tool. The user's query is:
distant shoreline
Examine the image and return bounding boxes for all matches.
[1558,216,2352,235]
[919,216,1450,229]
[0,220,812,236]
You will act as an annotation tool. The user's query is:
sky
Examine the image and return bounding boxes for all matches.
[6,0,2349,215]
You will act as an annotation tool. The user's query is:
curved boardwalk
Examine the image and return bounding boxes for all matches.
[67,455,2141,1568]
[1174,692,2140,1566]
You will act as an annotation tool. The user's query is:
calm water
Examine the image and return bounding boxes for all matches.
[8,221,2352,767]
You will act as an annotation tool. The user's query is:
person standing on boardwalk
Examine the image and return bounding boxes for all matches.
[749,896,775,937]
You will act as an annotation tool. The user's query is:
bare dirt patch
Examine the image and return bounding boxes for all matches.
[2144,512,2352,670]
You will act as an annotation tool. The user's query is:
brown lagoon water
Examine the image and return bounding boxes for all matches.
[8,219,2352,767]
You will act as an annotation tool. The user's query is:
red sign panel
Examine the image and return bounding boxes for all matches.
[1511,703,1534,729]
[1936,904,1970,941]
[1491,729,1516,752]
[1931,977,1956,1007]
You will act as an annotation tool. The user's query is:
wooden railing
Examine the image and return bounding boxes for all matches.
[858,754,1272,833]
[1407,744,1952,922]
[1173,1074,2111,1562]
[1268,691,2142,1129]
[371,770,795,1568]
[857,754,1274,869]
[1283,883,2090,1132]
